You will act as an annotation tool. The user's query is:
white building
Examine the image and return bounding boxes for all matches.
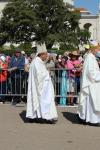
[0,1,8,18]
[63,0,74,6]
[75,7,100,44]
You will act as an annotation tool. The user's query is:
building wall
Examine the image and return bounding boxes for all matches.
[63,0,74,6]
[0,2,8,18]
[79,16,98,41]
[79,14,100,43]
[0,2,8,11]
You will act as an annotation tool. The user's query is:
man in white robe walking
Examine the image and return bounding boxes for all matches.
[26,43,58,124]
[78,45,100,125]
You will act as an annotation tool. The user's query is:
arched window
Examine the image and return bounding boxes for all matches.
[84,23,92,30]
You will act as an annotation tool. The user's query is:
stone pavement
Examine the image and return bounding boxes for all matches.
[0,104,100,150]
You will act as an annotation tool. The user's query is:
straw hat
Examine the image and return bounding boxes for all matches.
[21,51,25,55]
[90,40,98,46]
[71,51,80,56]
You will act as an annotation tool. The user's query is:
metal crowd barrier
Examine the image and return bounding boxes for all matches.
[51,68,81,105]
[0,69,28,97]
[0,69,81,104]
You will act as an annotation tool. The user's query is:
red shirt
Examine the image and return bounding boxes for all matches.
[0,60,8,82]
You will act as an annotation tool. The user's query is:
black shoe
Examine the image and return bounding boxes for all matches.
[28,118,35,123]
[44,119,57,124]
[77,115,87,125]
[88,123,100,127]
[28,118,44,124]
[21,97,27,103]
[0,99,5,104]
[11,101,17,106]
[70,103,74,106]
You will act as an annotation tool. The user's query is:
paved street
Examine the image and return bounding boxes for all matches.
[0,104,100,150]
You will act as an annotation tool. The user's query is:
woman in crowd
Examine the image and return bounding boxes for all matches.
[72,51,82,98]
[66,51,81,105]
[59,56,68,106]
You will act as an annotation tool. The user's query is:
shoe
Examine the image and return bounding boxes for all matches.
[67,103,70,106]
[11,101,17,106]
[88,123,100,127]
[28,118,35,123]
[44,119,57,124]
[0,100,5,104]
[21,97,27,103]
[70,103,74,106]
[28,118,44,123]
[77,116,87,125]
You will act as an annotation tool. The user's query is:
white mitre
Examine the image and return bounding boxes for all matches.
[36,43,47,55]
[90,40,98,46]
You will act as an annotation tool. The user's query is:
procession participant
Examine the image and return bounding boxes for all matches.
[95,51,100,67]
[83,44,90,59]
[78,45,100,125]
[26,43,58,124]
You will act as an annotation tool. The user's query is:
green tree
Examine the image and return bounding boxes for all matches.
[78,29,91,43]
[0,0,81,50]
[0,0,36,44]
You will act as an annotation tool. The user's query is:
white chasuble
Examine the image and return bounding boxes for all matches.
[78,53,100,123]
[26,57,58,120]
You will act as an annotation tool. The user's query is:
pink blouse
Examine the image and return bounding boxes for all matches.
[65,59,81,77]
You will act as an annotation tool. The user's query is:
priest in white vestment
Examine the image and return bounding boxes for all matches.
[26,43,58,123]
[78,45,100,125]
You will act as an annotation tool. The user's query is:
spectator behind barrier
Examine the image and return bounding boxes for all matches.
[8,50,25,106]
[0,55,8,103]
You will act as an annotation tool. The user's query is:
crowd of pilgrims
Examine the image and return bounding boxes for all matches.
[1,46,99,106]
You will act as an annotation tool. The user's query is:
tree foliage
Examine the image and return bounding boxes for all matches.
[0,0,36,44]
[78,29,91,43]
[0,0,81,49]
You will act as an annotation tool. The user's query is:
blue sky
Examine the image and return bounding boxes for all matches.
[75,0,99,15]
